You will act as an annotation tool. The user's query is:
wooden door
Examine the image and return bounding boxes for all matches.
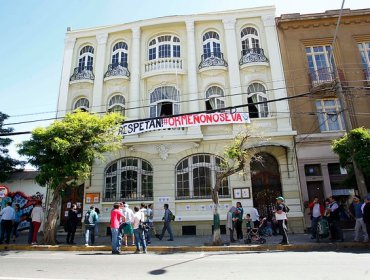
[60,184,84,226]
[307,181,324,203]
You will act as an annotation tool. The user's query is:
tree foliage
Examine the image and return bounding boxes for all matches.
[0,112,23,182]
[332,127,370,184]
[19,110,124,189]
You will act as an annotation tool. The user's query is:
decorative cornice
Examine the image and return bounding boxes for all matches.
[222,18,236,30]
[353,34,370,43]
[300,37,334,46]
[96,33,108,45]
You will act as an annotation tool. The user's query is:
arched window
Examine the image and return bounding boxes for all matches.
[149,86,180,117]
[148,35,181,60]
[108,95,125,116]
[112,42,128,67]
[205,86,225,111]
[78,45,94,71]
[202,31,221,59]
[176,154,229,199]
[73,97,90,111]
[247,83,268,118]
[241,27,260,53]
[250,152,282,218]
[104,158,153,201]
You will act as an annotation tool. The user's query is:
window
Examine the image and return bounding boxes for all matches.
[112,42,128,67]
[104,158,153,201]
[202,31,221,59]
[108,95,125,116]
[316,99,345,132]
[73,97,89,111]
[205,86,225,111]
[247,83,268,118]
[241,27,260,53]
[176,154,229,199]
[306,46,334,83]
[328,163,347,175]
[304,164,322,176]
[78,45,94,71]
[149,86,180,117]
[148,35,180,60]
[358,42,370,80]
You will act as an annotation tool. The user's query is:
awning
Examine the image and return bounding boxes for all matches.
[332,189,355,196]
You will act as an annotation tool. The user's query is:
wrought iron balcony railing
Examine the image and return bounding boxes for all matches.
[104,62,130,79]
[103,195,153,202]
[239,48,269,65]
[198,52,228,70]
[308,67,335,87]
[70,66,95,82]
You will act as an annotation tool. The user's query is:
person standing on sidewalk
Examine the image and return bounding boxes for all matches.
[349,196,368,242]
[122,202,135,246]
[110,202,125,254]
[133,206,147,254]
[227,206,236,243]
[12,204,22,243]
[274,196,289,245]
[0,201,15,244]
[362,196,370,242]
[308,197,324,239]
[84,206,98,246]
[30,200,44,245]
[250,207,260,228]
[233,202,244,241]
[66,204,78,244]
[147,204,157,240]
[140,203,151,245]
[158,204,174,241]
[327,196,343,242]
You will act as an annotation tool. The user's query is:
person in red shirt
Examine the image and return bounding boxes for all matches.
[308,197,325,239]
[110,202,125,254]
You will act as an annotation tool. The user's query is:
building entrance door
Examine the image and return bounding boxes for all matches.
[251,152,282,218]
[306,181,324,203]
[60,184,84,227]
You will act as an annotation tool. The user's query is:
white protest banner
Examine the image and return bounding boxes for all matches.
[118,112,250,136]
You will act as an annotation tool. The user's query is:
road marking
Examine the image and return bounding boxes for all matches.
[0,278,83,280]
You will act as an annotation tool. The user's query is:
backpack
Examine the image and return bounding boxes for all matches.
[283,204,290,213]
[169,210,175,221]
[84,210,95,225]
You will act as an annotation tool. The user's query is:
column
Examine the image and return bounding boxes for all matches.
[92,33,108,113]
[129,27,141,120]
[57,37,76,118]
[262,15,291,131]
[185,20,199,113]
[321,163,332,198]
[223,18,243,111]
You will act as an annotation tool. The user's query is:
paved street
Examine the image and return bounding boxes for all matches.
[0,250,369,280]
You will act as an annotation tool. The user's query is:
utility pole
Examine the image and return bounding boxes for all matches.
[331,0,368,197]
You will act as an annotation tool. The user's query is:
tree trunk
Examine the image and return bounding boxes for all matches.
[43,186,62,245]
[212,186,223,246]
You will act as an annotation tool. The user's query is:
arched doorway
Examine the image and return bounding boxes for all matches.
[251,152,282,218]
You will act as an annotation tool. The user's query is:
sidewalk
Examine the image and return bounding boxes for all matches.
[1,229,370,252]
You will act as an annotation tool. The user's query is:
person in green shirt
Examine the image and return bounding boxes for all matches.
[232,202,244,241]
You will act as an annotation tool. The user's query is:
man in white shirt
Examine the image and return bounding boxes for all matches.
[132,206,147,254]
[0,202,15,244]
[121,202,135,246]
[250,207,260,228]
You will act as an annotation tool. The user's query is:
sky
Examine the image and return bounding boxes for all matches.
[0,0,369,168]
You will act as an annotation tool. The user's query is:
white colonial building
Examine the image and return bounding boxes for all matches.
[57,6,304,235]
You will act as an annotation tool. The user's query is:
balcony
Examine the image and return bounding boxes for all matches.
[198,52,228,72]
[143,57,184,78]
[308,67,336,93]
[104,62,130,81]
[69,66,94,83]
[239,48,269,68]
[363,67,370,87]
[102,196,153,203]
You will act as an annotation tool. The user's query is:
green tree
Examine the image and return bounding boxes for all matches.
[18,111,124,244]
[211,129,262,245]
[332,127,370,196]
[0,112,23,182]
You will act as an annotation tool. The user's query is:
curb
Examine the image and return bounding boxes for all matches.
[1,242,370,252]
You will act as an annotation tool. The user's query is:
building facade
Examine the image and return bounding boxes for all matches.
[57,7,304,235]
[276,9,370,226]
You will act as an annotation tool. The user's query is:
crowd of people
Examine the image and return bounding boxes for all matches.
[0,200,44,245]
[308,195,370,242]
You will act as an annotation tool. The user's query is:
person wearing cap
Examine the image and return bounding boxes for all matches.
[363,195,370,242]
[274,196,289,245]
[349,196,368,242]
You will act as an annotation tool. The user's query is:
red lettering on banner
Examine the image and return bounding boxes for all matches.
[168,117,175,126]
[213,114,220,122]
[231,113,242,122]
[225,113,231,122]
[219,114,225,122]
[186,115,193,125]
[206,114,212,123]
[200,114,206,122]
[181,115,187,125]
[193,114,200,124]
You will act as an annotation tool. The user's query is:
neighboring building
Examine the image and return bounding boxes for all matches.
[57,6,304,235]
[276,9,370,225]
